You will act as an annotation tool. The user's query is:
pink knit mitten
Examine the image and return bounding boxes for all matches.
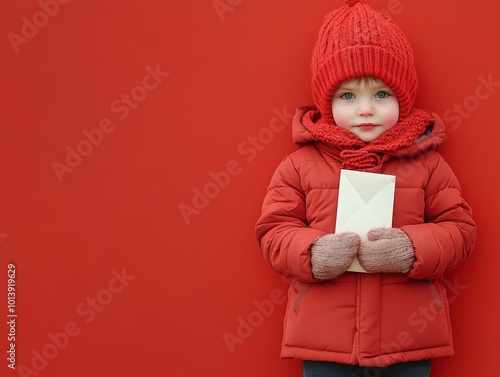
[310,232,361,280]
[358,228,415,274]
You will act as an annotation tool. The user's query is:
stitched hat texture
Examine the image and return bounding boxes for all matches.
[311,0,418,122]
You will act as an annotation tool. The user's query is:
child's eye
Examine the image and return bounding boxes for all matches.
[340,93,355,100]
[375,91,390,99]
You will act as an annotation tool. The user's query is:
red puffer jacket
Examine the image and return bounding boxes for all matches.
[255,108,476,367]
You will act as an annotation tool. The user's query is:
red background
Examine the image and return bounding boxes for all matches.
[1,1,499,376]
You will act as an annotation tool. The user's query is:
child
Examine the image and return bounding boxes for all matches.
[255,1,477,376]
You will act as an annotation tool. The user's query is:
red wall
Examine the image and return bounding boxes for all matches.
[1,1,498,376]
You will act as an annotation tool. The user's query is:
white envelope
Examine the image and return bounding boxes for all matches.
[335,169,396,273]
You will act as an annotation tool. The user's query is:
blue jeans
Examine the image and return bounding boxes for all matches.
[303,360,431,377]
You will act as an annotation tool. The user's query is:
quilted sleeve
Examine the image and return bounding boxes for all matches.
[255,155,326,282]
[402,155,477,280]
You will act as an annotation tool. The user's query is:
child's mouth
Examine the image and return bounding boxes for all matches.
[357,123,377,130]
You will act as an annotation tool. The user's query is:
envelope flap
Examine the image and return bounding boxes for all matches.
[342,170,395,204]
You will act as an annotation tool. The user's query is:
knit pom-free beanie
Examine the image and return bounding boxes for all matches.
[311,0,418,123]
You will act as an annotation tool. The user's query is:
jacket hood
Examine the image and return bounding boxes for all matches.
[291,106,446,159]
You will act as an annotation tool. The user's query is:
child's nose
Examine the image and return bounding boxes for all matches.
[358,100,375,116]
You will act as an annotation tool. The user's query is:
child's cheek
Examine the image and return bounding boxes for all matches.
[383,103,400,128]
[332,105,351,129]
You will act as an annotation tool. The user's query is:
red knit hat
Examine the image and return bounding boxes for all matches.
[311,0,418,123]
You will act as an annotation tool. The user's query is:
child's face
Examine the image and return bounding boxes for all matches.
[331,78,399,143]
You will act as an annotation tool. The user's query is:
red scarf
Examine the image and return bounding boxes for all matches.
[301,108,435,170]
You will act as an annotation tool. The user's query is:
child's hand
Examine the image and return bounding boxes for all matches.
[310,232,360,280]
[358,228,415,274]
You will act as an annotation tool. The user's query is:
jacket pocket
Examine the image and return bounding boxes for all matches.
[284,280,357,353]
[380,279,451,352]
[424,280,443,312]
[293,282,310,314]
